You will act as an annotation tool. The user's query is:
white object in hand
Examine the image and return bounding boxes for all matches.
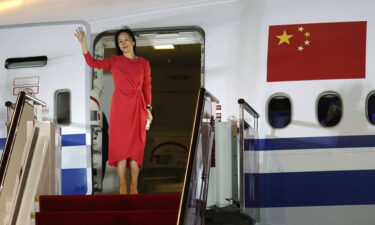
[146,119,151,130]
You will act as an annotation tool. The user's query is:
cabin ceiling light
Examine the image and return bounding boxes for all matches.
[153,45,175,50]
[0,0,23,11]
[154,33,180,38]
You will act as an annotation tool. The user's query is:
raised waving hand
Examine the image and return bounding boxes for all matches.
[74,26,89,54]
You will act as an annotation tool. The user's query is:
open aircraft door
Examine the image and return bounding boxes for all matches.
[0,21,92,195]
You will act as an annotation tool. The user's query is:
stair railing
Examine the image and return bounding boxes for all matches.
[177,88,217,225]
[5,101,15,134]
[0,92,46,190]
[237,98,260,218]
[0,92,60,225]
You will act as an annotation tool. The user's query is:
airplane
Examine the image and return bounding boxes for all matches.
[0,0,374,225]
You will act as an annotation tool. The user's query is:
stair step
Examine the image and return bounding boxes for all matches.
[39,193,181,212]
[36,210,178,225]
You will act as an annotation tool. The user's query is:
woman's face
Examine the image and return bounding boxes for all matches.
[118,32,135,54]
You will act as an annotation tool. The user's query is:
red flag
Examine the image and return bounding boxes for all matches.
[267,21,366,82]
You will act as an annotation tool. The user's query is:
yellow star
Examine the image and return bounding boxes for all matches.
[304,32,311,37]
[304,40,311,45]
[276,30,294,45]
[298,26,304,32]
[298,46,304,51]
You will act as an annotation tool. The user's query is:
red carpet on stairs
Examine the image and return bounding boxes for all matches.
[36,193,181,225]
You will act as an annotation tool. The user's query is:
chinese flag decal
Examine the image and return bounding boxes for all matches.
[267,21,366,82]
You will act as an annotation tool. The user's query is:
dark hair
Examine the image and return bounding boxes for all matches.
[115,28,137,55]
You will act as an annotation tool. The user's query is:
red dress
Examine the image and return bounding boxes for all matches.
[84,53,151,167]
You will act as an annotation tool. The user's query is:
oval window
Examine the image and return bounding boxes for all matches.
[268,95,291,128]
[366,91,375,125]
[317,92,342,127]
[55,89,71,125]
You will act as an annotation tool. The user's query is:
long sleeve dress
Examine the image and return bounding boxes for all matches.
[84,52,152,167]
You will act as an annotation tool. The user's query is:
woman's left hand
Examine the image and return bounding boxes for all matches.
[146,110,153,129]
[147,110,153,122]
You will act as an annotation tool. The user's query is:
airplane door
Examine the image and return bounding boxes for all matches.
[0,21,92,195]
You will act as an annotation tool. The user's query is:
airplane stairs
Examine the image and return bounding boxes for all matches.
[0,89,215,225]
[31,88,216,225]
[36,193,181,225]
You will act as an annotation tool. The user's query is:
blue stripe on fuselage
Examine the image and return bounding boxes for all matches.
[245,169,375,208]
[0,138,6,150]
[61,133,86,146]
[245,135,375,151]
[0,133,86,150]
[61,168,88,195]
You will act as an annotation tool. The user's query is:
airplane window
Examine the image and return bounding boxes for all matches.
[268,95,291,128]
[5,56,47,69]
[366,91,375,125]
[317,92,342,127]
[54,90,71,125]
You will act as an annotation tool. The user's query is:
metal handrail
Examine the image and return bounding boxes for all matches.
[5,94,46,108]
[177,88,217,225]
[5,101,15,134]
[0,92,26,192]
[25,94,46,107]
[5,101,15,109]
[238,98,259,132]
[238,98,259,118]
[238,98,259,214]
[0,92,45,192]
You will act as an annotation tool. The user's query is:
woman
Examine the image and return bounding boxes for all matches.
[74,27,152,194]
